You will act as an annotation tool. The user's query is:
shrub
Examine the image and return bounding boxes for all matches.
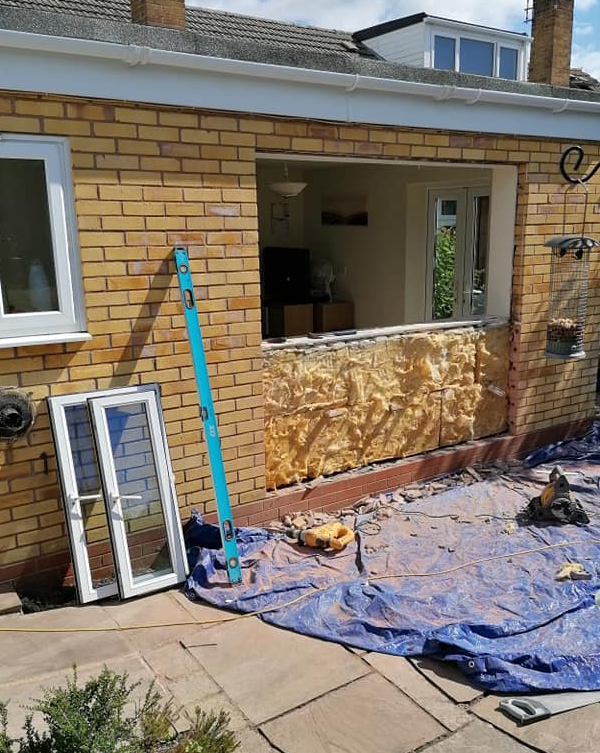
[433,226,456,320]
[1,666,238,753]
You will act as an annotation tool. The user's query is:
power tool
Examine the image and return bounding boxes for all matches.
[286,521,355,551]
[527,466,589,524]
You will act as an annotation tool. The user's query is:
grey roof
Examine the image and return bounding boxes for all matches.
[355,12,528,41]
[0,0,377,57]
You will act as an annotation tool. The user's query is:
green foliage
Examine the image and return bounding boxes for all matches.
[170,709,239,753]
[0,667,238,753]
[17,666,143,753]
[0,701,12,753]
[433,227,456,320]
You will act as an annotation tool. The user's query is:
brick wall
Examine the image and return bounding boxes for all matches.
[529,0,574,87]
[0,91,598,589]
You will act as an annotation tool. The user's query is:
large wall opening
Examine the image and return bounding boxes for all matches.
[256,155,517,340]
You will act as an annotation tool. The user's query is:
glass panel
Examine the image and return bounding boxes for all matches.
[499,47,518,79]
[106,402,174,583]
[0,158,58,314]
[470,195,490,316]
[64,404,116,590]
[459,38,494,76]
[433,198,457,320]
[434,35,455,71]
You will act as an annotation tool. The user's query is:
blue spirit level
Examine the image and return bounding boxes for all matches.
[174,247,242,585]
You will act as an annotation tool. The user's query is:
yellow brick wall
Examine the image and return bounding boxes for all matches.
[0,91,598,586]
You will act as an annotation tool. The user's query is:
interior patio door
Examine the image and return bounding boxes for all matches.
[426,186,490,321]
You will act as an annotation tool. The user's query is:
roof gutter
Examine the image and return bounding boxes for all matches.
[0,28,599,126]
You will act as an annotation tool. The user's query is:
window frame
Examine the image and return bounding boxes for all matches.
[431,33,522,80]
[0,134,86,343]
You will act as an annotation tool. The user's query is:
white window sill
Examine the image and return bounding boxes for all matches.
[0,332,92,349]
[261,316,508,351]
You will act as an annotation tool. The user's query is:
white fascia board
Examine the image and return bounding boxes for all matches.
[423,17,531,45]
[0,29,598,141]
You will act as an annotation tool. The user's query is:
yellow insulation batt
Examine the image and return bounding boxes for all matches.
[263,324,510,489]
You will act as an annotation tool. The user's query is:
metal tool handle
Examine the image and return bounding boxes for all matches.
[498,698,552,725]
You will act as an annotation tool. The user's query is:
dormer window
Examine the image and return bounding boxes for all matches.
[433,34,521,80]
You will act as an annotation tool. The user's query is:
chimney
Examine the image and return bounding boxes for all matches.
[528,0,574,87]
[131,0,185,30]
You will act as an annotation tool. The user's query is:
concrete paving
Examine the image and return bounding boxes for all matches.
[0,588,596,752]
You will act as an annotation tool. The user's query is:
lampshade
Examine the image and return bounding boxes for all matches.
[268,181,308,198]
[268,163,307,198]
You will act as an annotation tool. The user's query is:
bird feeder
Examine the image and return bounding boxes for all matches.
[544,146,600,359]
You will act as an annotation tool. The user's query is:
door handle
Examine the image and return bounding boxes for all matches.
[108,492,142,506]
[67,493,103,507]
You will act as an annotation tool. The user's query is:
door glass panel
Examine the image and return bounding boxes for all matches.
[459,38,494,76]
[471,195,490,316]
[433,198,457,320]
[106,402,174,583]
[65,404,117,591]
[434,35,455,70]
[0,158,58,314]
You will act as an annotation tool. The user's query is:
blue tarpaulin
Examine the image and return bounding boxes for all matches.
[185,426,600,693]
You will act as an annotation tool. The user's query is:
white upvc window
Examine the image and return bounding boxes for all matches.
[0,134,87,347]
[432,33,524,81]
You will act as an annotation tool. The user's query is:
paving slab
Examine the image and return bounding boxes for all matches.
[236,728,277,752]
[186,616,369,724]
[0,591,22,615]
[0,605,131,684]
[170,589,234,626]
[472,693,600,753]
[365,653,471,731]
[421,719,534,752]
[101,591,208,650]
[261,673,446,753]
[410,657,483,703]
[180,691,249,733]
[0,655,158,741]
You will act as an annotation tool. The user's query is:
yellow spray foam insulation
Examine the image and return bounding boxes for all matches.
[263,325,510,489]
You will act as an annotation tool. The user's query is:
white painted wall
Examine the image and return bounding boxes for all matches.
[303,164,407,329]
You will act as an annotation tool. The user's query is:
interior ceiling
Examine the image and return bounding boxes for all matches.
[256,158,493,178]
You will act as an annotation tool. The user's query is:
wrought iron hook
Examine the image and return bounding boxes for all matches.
[560,145,600,184]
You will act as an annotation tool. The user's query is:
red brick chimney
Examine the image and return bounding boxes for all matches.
[131,0,186,30]
[528,0,574,87]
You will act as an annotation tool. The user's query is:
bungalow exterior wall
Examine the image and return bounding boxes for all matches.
[0,90,599,589]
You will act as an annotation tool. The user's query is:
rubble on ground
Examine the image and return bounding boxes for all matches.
[267,459,526,534]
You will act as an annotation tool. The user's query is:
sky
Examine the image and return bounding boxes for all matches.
[188,0,600,79]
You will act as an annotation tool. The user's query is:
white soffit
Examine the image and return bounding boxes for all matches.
[0,28,599,141]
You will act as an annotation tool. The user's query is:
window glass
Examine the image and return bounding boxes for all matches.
[0,158,58,315]
[499,47,518,79]
[459,38,494,76]
[434,35,456,70]
[470,195,490,316]
[433,198,457,320]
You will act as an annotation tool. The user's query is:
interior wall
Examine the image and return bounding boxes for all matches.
[303,164,407,329]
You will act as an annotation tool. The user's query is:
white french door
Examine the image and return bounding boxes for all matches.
[426,186,490,321]
[48,386,187,603]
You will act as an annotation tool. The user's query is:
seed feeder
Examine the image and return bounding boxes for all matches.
[544,146,600,359]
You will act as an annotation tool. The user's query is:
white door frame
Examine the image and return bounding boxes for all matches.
[89,390,187,599]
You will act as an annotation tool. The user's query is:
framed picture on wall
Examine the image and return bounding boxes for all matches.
[321,195,368,226]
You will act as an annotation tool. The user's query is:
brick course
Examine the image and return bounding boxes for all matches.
[0,92,598,589]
